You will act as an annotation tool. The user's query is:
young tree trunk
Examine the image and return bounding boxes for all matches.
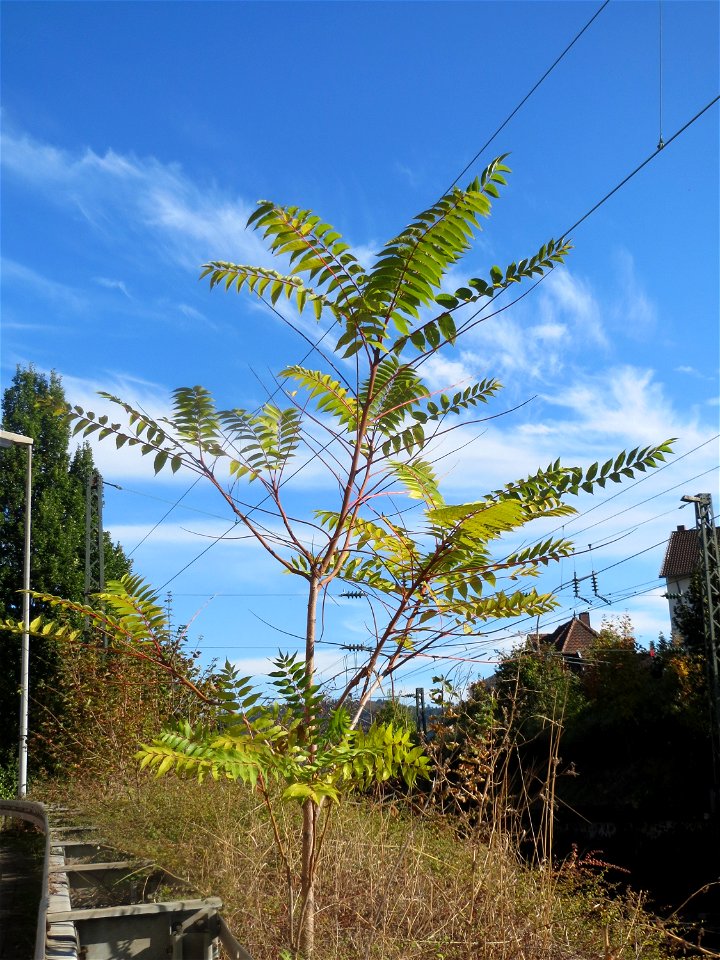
[299,796,317,958]
[298,576,319,958]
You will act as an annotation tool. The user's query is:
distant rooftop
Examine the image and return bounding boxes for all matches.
[659,525,718,579]
[528,611,598,657]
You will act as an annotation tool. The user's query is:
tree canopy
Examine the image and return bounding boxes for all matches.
[0,365,131,772]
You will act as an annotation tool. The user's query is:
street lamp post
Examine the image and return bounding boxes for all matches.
[0,429,34,797]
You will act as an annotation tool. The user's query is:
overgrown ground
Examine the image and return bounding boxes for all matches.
[38,774,680,960]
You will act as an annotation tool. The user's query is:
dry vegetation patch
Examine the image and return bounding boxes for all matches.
[37,776,679,960]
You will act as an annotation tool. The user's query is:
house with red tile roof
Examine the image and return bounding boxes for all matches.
[659,524,711,634]
[527,611,599,669]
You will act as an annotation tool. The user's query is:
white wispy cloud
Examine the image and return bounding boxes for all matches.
[394,161,422,189]
[420,354,478,392]
[1,125,268,271]
[541,364,699,447]
[350,242,381,270]
[94,277,132,298]
[434,266,609,387]
[534,322,566,341]
[107,520,241,548]
[609,249,657,339]
[425,361,716,503]
[1,258,87,312]
[539,269,607,347]
[178,303,210,324]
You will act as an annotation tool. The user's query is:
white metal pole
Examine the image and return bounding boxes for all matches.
[18,441,33,797]
[0,430,34,798]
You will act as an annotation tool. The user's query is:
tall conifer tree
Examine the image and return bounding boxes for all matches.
[0,365,130,770]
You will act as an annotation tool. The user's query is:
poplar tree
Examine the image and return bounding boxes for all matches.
[0,366,130,770]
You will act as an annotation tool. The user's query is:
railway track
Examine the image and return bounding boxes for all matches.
[0,800,253,960]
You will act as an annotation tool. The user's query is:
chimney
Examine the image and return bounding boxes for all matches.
[578,612,591,627]
[677,525,685,532]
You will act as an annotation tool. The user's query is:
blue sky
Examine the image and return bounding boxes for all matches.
[2,1,718,697]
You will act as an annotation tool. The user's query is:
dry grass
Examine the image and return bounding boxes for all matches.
[38,774,676,960]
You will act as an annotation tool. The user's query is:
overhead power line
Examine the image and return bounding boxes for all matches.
[562,94,720,238]
[144,90,720,591]
[452,93,720,345]
[105,481,235,523]
[117,5,611,571]
[128,477,202,558]
[111,439,715,574]
[534,435,720,545]
[447,0,611,190]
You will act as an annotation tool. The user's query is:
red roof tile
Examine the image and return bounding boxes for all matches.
[529,613,598,657]
[660,527,701,578]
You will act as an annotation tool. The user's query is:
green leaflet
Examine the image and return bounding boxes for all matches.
[65,395,187,472]
[171,386,223,451]
[327,515,418,591]
[364,159,509,331]
[218,403,302,479]
[427,499,525,541]
[378,378,502,458]
[200,260,333,321]
[135,652,429,801]
[95,575,168,639]
[7,575,176,659]
[281,366,358,428]
[431,237,572,314]
[388,459,442,507]
[349,516,418,567]
[491,441,676,505]
[505,536,575,569]
[362,357,430,435]
[243,202,366,311]
[445,588,559,623]
[390,237,573,357]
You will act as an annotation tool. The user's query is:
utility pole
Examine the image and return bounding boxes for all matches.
[85,470,106,645]
[415,687,427,737]
[681,493,720,803]
[84,469,105,599]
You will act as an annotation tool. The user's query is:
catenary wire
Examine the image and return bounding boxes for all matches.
[516,434,719,551]
[155,463,709,677]
[363,529,677,664]
[658,0,665,148]
[163,499,681,602]
[383,578,668,682]
[77,5,627,673]
[561,464,718,541]
[561,94,719,238]
[112,4,611,569]
[135,95,720,590]
[162,573,667,657]
[127,476,202,557]
[108,436,716,572]
[118,46,719,574]
[445,0,611,191]
[446,94,720,348]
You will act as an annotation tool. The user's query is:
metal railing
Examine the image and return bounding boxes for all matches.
[0,800,253,960]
